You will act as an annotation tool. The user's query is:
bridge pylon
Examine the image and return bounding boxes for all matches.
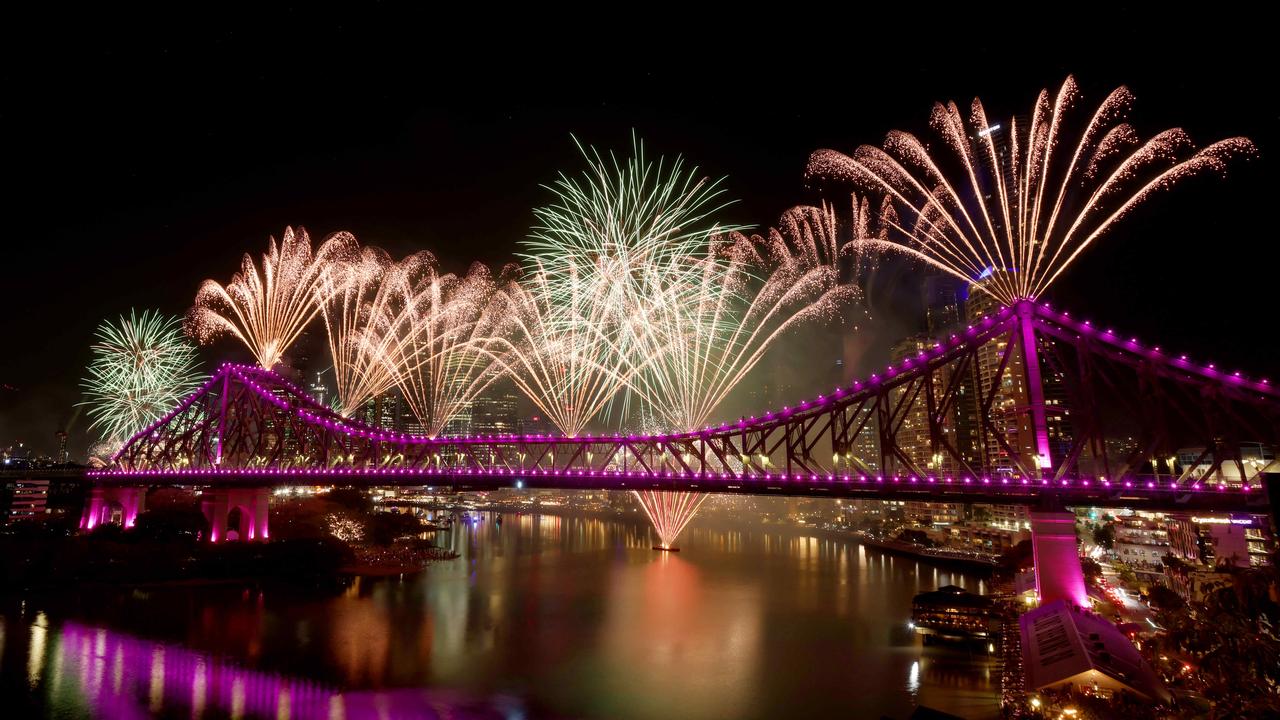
[80,486,145,531]
[201,487,270,542]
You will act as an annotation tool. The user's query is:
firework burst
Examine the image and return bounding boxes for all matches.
[189,227,357,369]
[80,310,203,450]
[806,76,1255,305]
[482,262,637,438]
[382,260,509,437]
[635,489,707,550]
[522,134,748,320]
[317,244,394,416]
[627,206,860,432]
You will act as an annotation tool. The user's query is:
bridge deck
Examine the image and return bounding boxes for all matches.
[85,467,1270,512]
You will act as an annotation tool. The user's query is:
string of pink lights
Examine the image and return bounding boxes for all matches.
[85,464,1260,494]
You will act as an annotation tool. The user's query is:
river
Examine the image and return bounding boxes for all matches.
[0,511,1000,719]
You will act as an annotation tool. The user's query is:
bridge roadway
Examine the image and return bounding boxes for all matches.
[82,466,1274,513]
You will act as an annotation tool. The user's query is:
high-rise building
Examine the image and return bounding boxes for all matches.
[745,382,795,412]
[846,404,880,473]
[519,413,559,437]
[472,392,519,436]
[400,402,426,436]
[923,275,967,338]
[375,391,401,430]
[888,334,958,476]
[879,275,982,479]
[442,401,472,437]
[964,283,1073,476]
[307,371,331,410]
[5,477,49,521]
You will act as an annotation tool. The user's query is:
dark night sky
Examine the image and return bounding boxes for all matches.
[2,10,1275,458]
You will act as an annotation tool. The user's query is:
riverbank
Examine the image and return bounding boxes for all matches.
[418,501,1004,573]
[0,526,357,591]
[851,532,1001,570]
[343,541,460,576]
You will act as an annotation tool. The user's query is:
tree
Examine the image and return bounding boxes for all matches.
[365,511,424,546]
[1154,567,1280,716]
[1092,524,1115,550]
[1080,557,1103,581]
[271,497,338,540]
[1115,562,1137,585]
[326,488,373,513]
[1146,585,1185,611]
[146,487,200,512]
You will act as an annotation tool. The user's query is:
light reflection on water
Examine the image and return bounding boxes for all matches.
[2,512,999,719]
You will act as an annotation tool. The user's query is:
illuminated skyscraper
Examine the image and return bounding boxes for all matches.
[472,391,519,436]
[442,401,472,437]
[888,334,956,476]
[965,282,1073,476]
[847,404,880,473]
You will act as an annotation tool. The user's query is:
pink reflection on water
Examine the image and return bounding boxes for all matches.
[51,621,514,719]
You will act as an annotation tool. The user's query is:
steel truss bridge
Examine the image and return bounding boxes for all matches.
[90,301,1280,513]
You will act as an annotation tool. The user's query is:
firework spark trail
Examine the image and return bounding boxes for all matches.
[81,310,203,451]
[623,209,860,545]
[317,245,395,416]
[634,489,708,550]
[189,227,357,369]
[520,135,750,415]
[501,136,749,436]
[384,261,510,437]
[519,140,862,548]
[626,206,861,433]
[481,262,639,438]
[805,76,1255,305]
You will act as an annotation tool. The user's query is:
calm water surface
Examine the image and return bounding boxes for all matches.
[1,512,999,719]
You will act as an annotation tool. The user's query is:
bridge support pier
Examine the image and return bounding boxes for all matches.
[80,486,146,530]
[201,487,270,542]
[1029,510,1089,608]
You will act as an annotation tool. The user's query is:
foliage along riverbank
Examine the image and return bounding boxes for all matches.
[1,488,459,590]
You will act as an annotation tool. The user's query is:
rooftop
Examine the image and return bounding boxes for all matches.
[1020,599,1169,703]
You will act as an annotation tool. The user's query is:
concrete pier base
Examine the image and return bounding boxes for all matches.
[1029,511,1089,608]
[201,487,271,542]
[80,486,146,530]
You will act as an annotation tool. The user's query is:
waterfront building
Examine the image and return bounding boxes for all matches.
[911,584,998,643]
[1021,600,1170,703]
[4,476,50,521]
[904,501,963,526]
[945,523,1030,553]
[971,503,1031,531]
[1112,511,1170,570]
